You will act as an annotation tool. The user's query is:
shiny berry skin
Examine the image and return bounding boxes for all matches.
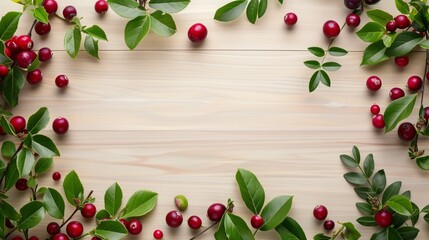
[394,56,409,67]
[424,107,429,119]
[364,0,380,4]
[407,76,423,91]
[52,171,61,181]
[16,51,36,68]
[398,122,417,142]
[11,237,23,240]
[324,220,335,230]
[313,205,328,220]
[28,237,39,240]
[389,87,405,100]
[370,104,380,115]
[346,13,360,28]
[95,0,109,14]
[188,23,208,43]
[166,210,183,228]
[119,219,128,227]
[372,114,385,129]
[344,0,361,9]
[55,75,69,88]
[43,0,58,14]
[188,215,202,229]
[4,47,14,60]
[27,69,43,85]
[375,209,393,228]
[153,229,164,239]
[323,20,340,39]
[10,116,26,133]
[127,219,142,235]
[16,35,33,51]
[16,178,29,191]
[250,215,264,229]
[63,6,77,20]
[207,203,226,221]
[47,222,60,235]
[53,117,69,134]
[81,203,97,218]
[35,22,51,35]
[284,12,298,26]
[39,47,53,62]
[395,15,411,29]
[0,64,9,77]
[366,76,382,91]
[5,39,19,54]
[52,233,69,240]
[386,20,397,32]
[66,221,83,238]
[5,218,14,228]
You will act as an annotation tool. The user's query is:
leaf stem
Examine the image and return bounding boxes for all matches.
[357,165,381,206]
[331,224,345,239]
[189,221,219,240]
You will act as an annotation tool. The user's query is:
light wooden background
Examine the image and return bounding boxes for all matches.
[2,0,429,239]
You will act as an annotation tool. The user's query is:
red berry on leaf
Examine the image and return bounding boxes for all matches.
[207,203,226,221]
[27,69,43,85]
[407,76,423,91]
[15,178,28,191]
[372,114,385,129]
[398,122,417,142]
[250,215,264,229]
[81,203,97,218]
[10,116,26,133]
[386,20,397,32]
[366,76,382,91]
[394,56,409,67]
[166,210,183,228]
[43,0,58,14]
[323,20,340,39]
[346,13,360,28]
[188,215,203,229]
[16,51,36,69]
[188,23,208,43]
[95,0,109,14]
[284,12,298,26]
[66,221,83,238]
[313,205,328,220]
[16,35,33,51]
[127,219,142,235]
[35,22,51,35]
[5,39,19,54]
[119,219,128,227]
[52,233,69,240]
[53,117,69,134]
[153,229,164,239]
[375,209,393,228]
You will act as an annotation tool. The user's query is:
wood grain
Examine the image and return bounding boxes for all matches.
[1,0,429,239]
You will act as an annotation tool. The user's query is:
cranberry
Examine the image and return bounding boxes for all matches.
[63,6,77,20]
[0,64,9,77]
[81,203,97,218]
[28,237,39,240]
[43,0,58,14]
[395,15,411,29]
[52,171,61,181]
[10,116,26,133]
[166,210,183,228]
[15,178,28,190]
[153,229,164,239]
[386,20,397,32]
[47,222,60,235]
[4,47,15,60]
[389,87,405,100]
[66,221,83,238]
[370,104,380,115]
[188,215,202,229]
[284,12,298,26]
[366,76,382,91]
[127,219,142,235]
[323,20,340,39]
[16,35,33,51]
[207,203,226,221]
[16,51,36,69]
[372,114,385,129]
[55,74,69,88]
[95,0,109,14]
[5,39,19,54]
[364,0,380,4]
[346,13,360,28]
[39,47,53,62]
[53,117,69,134]
[394,56,409,67]
[5,218,14,228]
[344,0,361,9]
[313,205,328,220]
[398,122,417,142]
[250,215,264,229]
[119,219,128,227]
[91,237,101,240]
[407,76,423,91]
[188,23,208,43]
[11,237,23,240]
[52,233,69,240]
[27,69,43,85]
[375,209,393,228]
[424,107,429,119]
[34,22,51,35]
[324,220,335,230]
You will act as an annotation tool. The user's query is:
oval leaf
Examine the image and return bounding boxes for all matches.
[32,134,60,158]
[64,27,82,59]
[125,15,151,50]
[307,47,325,57]
[83,25,108,41]
[44,188,65,219]
[149,11,177,37]
[17,148,35,177]
[223,213,255,240]
[384,93,418,133]
[1,141,16,158]
[356,22,385,42]
[275,217,307,240]
[416,156,429,170]
[363,154,374,178]
[340,154,359,167]
[107,0,145,18]
[382,181,402,204]
[385,32,423,57]
[95,220,128,240]
[328,46,348,56]
[260,195,293,231]
[214,0,247,22]
[361,40,389,65]
[303,60,320,69]
[84,35,99,59]
[387,195,413,216]
[246,0,258,24]
[148,0,190,13]
[366,9,393,26]
[105,182,123,216]
[343,172,367,185]
[63,170,84,206]
[121,190,158,218]
[34,157,53,175]
[27,107,49,135]
[17,201,45,229]
[236,168,265,214]
[322,62,341,71]
[371,169,386,194]
[0,12,22,41]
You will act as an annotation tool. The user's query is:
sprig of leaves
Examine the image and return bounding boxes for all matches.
[214,0,283,24]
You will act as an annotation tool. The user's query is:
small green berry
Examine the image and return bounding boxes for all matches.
[174,195,188,211]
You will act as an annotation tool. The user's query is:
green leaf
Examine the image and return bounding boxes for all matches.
[260,195,293,231]
[83,25,108,41]
[328,46,347,56]
[356,202,374,215]
[0,201,20,221]
[125,15,151,50]
[0,12,22,41]
[0,212,4,239]
[424,213,429,224]
[27,56,39,72]
[322,62,341,71]
[340,154,359,167]
[420,39,429,49]
[416,156,429,170]
[363,154,374,178]
[214,0,248,22]
[313,233,331,240]
[361,40,389,65]
[64,27,82,59]
[383,32,397,48]
[344,172,367,185]
[149,0,190,13]
[0,160,5,177]
[223,213,255,240]
[356,22,385,42]
[382,181,402,204]
[3,67,25,107]
[303,60,320,69]
[371,169,386,194]
[27,176,36,189]
[16,148,35,177]
[308,70,329,92]
[387,195,413,216]
[31,7,49,24]
[121,190,158,218]
[43,188,65,219]
[275,217,307,240]
[94,220,128,240]
[258,0,267,18]
[107,0,146,18]
[342,222,361,240]
[410,202,420,226]
[17,201,45,229]
[354,186,376,199]
[214,215,228,240]
[27,107,49,135]
[386,32,423,57]
[34,157,53,175]
[105,182,123,216]
[352,146,360,163]
[96,209,111,223]
[383,93,418,133]
[307,47,325,57]
[32,134,60,158]
[84,35,99,59]
[149,11,177,37]
[357,216,377,226]
[3,158,19,191]
[397,226,419,240]
[1,141,16,158]
[63,170,84,206]
[319,70,330,87]
[395,0,410,14]
[366,9,393,26]
[246,0,258,24]
[236,168,265,214]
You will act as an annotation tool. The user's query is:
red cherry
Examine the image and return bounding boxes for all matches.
[91,237,101,240]
[188,215,203,229]
[15,178,28,191]
[53,117,69,134]
[207,203,226,221]
[34,22,51,35]
[372,114,385,129]
[63,5,77,20]
[345,13,360,28]
[0,64,9,77]
[366,76,382,91]
[375,209,393,228]
[43,0,58,14]
[323,20,340,39]
[127,219,142,235]
[27,69,43,85]
[4,47,15,60]
[10,116,26,133]
[95,0,109,14]
[313,205,328,220]
[16,35,33,51]
[395,15,410,29]
[424,107,429,119]
[153,229,164,239]
[394,56,409,67]
[250,215,264,229]
[66,221,83,238]
[284,12,298,26]
[407,76,423,91]
[55,75,69,88]
[324,220,335,230]
[389,87,405,100]
[166,210,183,228]
[47,222,60,235]
[52,172,61,181]
[119,219,128,227]
[188,23,208,43]
[370,104,380,115]
[386,20,397,32]
[39,47,53,62]
[398,122,417,142]
[16,51,36,69]
[5,39,19,54]
[81,203,97,218]
[52,233,69,240]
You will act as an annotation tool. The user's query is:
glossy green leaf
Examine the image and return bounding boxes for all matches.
[223,213,255,240]
[0,12,22,41]
[356,22,385,42]
[236,168,265,214]
[246,0,258,24]
[319,70,330,87]
[352,146,360,163]
[1,141,16,158]
[322,62,341,71]
[125,15,151,50]
[384,93,418,133]
[3,158,19,191]
[30,6,49,24]
[63,170,84,206]
[356,202,374,215]
[275,217,307,240]
[313,234,331,240]
[258,0,267,18]
[340,154,359,167]
[416,156,429,170]
[0,160,5,177]
[342,222,361,240]
[214,0,248,22]
[372,169,386,194]
[34,157,53,175]
[107,0,145,18]
[361,40,389,65]
[105,182,123,216]
[121,190,158,218]
[363,154,374,178]
[94,220,128,240]
[27,107,49,134]
[328,46,348,56]
[260,195,293,231]
[344,172,367,185]
[3,67,25,107]
[420,39,429,49]
[84,35,99,59]
[303,60,320,69]
[44,188,65,219]
[27,56,39,72]
[149,11,176,37]
[398,226,419,240]
[148,0,190,13]
[214,215,228,240]
[27,176,36,189]
[410,202,420,226]
[17,201,45,229]
[83,25,108,41]
[357,216,377,226]
[64,27,82,59]
[366,9,393,26]
[383,32,397,48]
[387,195,413,216]
[354,186,376,199]
[395,0,410,14]
[307,47,325,57]
[96,209,111,223]
[32,134,60,158]
[386,32,423,57]
[23,133,32,149]
[0,201,20,221]
[382,181,402,204]
[16,148,35,177]
[309,70,330,92]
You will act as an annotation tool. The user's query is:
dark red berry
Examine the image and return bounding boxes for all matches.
[0,126,5,135]
[323,20,340,39]
[91,237,101,240]
[10,116,26,133]
[188,215,202,229]
[407,76,423,91]
[313,205,328,220]
[370,104,380,115]
[0,64,9,77]
[52,233,69,240]
[364,0,380,4]
[4,47,14,60]
[284,12,298,26]
[119,219,128,227]
[386,20,397,32]
[28,236,39,240]
[250,215,264,229]
[34,22,51,35]
[188,23,208,43]
[27,69,43,85]
[427,71,429,81]
[375,209,393,228]
[16,51,35,69]
[395,15,410,29]
[366,76,382,91]
[63,5,77,20]
[39,47,53,62]
[53,117,69,134]
[5,39,19,54]
[95,0,109,14]
[424,107,429,119]
[47,222,60,235]
[52,172,61,181]
[207,203,226,221]
[127,219,142,235]
[389,87,405,100]
[66,221,83,238]
[81,203,97,218]
[153,229,163,239]
[372,114,385,129]
[55,74,69,88]
[11,237,23,240]
[346,13,360,28]
[394,56,409,67]
[344,0,361,9]
[398,122,417,142]
[16,35,33,51]
[5,218,14,228]
[166,210,183,228]
[324,220,335,230]
[43,0,58,14]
